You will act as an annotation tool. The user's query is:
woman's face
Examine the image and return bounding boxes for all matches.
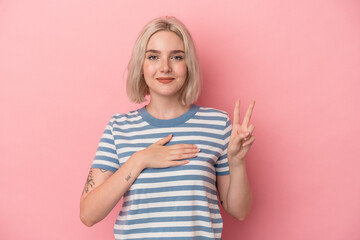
[143,31,187,101]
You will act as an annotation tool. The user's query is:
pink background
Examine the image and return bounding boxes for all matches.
[1,0,360,239]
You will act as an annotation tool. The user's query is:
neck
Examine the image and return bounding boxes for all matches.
[146,97,191,120]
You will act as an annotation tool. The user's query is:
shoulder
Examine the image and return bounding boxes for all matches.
[108,108,143,128]
[196,105,229,119]
[194,105,231,130]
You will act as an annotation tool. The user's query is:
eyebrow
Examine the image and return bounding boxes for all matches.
[145,49,185,54]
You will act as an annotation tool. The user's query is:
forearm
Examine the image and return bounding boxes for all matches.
[80,154,144,226]
[226,160,252,220]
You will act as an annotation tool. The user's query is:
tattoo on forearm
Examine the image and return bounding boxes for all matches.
[125,172,131,181]
[82,169,95,195]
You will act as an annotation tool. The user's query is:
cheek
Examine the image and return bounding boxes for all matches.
[175,63,187,78]
[143,62,155,76]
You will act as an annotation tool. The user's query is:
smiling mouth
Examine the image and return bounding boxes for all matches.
[156,77,175,84]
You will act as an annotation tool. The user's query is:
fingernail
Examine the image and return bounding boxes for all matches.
[245,132,250,136]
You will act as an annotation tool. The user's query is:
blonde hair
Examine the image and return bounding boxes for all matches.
[126,16,201,105]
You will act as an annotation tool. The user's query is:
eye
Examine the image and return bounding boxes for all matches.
[148,55,158,60]
[172,55,184,60]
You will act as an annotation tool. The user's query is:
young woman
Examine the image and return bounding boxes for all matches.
[80,16,255,240]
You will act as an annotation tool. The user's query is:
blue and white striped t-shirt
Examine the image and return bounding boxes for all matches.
[91,104,232,240]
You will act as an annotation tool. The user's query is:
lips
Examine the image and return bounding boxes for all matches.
[156,77,175,84]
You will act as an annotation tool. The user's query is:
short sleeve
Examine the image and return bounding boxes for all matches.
[215,114,232,176]
[91,115,120,172]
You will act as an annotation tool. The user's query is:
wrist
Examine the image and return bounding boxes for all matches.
[130,151,146,171]
[228,157,246,168]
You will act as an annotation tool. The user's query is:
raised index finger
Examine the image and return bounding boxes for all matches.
[242,100,255,128]
[233,99,241,125]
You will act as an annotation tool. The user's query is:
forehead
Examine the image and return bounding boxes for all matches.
[146,31,184,51]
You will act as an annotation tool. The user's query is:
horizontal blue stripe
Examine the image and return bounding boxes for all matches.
[133,174,215,185]
[192,114,227,121]
[94,155,118,163]
[182,123,224,130]
[113,131,224,141]
[141,164,215,174]
[117,154,216,167]
[116,215,222,225]
[96,146,117,155]
[113,112,139,120]
[123,162,216,174]
[91,165,118,172]
[198,108,227,114]
[119,205,220,216]
[103,128,113,135]
[114,225,222,235]
[99,135,115,143]
[215,162,228,168]
[122,195,218,207]
[114,139,222,150]
[216,171,229,176]
[94,152,119,160]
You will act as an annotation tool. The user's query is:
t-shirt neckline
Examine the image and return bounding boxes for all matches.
[138,104,199,127]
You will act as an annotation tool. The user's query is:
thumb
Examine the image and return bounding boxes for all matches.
[155,134,173,145]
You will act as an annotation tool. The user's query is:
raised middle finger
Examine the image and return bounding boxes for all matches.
[242,100,255,128]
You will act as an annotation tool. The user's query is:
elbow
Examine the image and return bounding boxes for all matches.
[233,204,252,222]
[236,215,247,221]
[80,212,96,227]
[80,203,96,227]
[233,210,250,221]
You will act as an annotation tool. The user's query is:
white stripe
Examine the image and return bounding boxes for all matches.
[114,220,222,230]
[116,210,222,222]
[216,156,228,164]
[95,151,118,159]
[199,107,226,113]
[114,135,223,145]
[195,112,227,118]
[98,142,116,149]
[92,160,119,168]
[124,190,218,202]
[101,133,114,139]
[137,169,216,181]
[120,200,219,212]
[216,166,229,171]
[113,127,224,137]
[114,115,142,122]
[187,118,225,126]
[115,229,221,239]
[128,180,217,192]
[114,121,148,130]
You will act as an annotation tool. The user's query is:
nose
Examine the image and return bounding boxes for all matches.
[160,59,171,73]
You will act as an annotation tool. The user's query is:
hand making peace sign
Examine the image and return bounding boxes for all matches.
[227,99,256,165]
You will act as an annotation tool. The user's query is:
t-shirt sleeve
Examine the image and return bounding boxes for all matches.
[215,114,232,176]
[91,115,120,172]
